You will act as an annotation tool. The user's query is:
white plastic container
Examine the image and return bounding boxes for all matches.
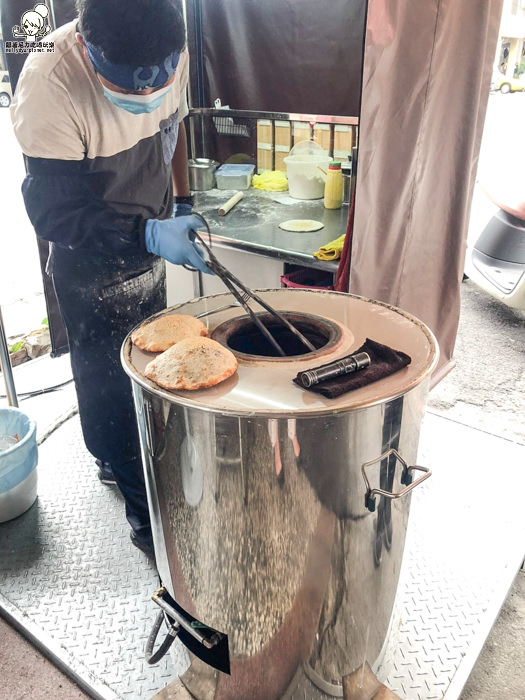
[215,164,255,190]
[0,407,38,522]
[284,141,330,200]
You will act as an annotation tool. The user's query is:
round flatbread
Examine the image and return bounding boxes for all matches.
[131,314,208,352]
[278,219,324,233]
[144,337,238,391]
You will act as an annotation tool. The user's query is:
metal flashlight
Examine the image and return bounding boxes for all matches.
[297,351,371,388]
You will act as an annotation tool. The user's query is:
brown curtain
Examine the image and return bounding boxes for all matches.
[349,0,503,381]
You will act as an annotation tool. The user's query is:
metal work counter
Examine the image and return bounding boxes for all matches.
[192,189,348,274]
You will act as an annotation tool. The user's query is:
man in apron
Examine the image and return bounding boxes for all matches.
[11,0,210,558]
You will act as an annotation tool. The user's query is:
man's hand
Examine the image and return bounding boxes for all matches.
[145,215,212,274]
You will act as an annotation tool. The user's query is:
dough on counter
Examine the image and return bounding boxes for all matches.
[279,219,324,232]
[144,336,238,391]
[131,314,208,352]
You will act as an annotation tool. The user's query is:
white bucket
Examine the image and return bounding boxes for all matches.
[0,407,38,523]
[284,154,331,199]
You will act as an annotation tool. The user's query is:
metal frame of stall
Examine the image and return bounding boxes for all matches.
[187,108,359,205]
[187,107,359,172]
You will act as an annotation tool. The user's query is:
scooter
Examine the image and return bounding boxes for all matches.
[464,180,525,310]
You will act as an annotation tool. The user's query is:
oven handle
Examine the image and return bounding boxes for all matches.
[361,448,431,512]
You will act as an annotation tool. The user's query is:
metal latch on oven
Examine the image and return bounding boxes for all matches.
[146,586,231,675]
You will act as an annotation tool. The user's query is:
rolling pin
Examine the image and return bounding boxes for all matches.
[219,191,243,216]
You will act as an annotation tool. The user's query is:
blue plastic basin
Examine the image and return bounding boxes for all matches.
[0,407,38,522]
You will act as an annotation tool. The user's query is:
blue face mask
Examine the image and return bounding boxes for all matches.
[102,82,172,114]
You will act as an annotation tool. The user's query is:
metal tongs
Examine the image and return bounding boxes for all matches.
[192,216,315,357]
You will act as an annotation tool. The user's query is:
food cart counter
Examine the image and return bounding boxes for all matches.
[166,189,348,305]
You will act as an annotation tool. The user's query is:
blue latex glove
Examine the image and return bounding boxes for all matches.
[145,215,212,274]
[173,202,193,218]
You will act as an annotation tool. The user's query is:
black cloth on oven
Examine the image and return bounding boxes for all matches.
[293,338,412,399]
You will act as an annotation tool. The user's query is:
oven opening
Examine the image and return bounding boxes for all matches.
[211,312,342,360]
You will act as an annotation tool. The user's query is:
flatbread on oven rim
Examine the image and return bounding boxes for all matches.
[144,336,238,391]
[131,314,208,353]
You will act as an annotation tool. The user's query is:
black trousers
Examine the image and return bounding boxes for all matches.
[50,244,166,537]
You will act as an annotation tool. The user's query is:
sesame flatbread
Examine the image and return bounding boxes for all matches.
[144,337,238,391]
[131,314,208,352]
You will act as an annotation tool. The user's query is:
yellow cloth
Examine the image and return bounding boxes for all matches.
[252,170,288,192]
[313,234,346,260]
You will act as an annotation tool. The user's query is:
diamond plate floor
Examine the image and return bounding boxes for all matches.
[0,411,524,700]
[379,413,525,700]
[0,416,189,700]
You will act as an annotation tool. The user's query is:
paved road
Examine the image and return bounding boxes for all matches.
[460,569,525,700]
[428,277,524,444]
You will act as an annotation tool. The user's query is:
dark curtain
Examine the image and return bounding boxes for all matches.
[185,0,366,115]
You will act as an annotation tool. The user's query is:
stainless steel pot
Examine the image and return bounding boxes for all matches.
[122,289,438,699]
[188,158,219,191]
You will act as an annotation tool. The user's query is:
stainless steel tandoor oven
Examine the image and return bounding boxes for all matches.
[122,289,439,699]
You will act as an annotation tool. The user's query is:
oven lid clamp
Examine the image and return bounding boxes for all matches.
[149,586,231,674]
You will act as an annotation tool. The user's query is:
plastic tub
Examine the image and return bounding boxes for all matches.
[216,164,255,190]
[281,269,334,290]
[284,141,330,199]
[0,407,38,523]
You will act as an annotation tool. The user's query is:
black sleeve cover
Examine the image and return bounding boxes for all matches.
[22,156,148,253]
